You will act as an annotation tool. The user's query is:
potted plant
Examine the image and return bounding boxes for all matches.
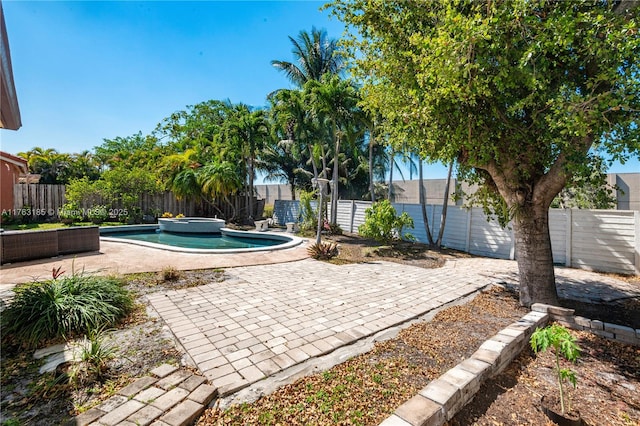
[530,323,584,425]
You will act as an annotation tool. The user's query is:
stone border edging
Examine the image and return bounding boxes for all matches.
[378,310,549,426]
[531,303,640,346]
[378,303,639,426]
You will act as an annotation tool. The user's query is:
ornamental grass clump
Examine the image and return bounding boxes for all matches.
[307,241,339,260]
[1,274,133,348]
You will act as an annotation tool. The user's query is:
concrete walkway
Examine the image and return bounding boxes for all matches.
[0,239,310,287]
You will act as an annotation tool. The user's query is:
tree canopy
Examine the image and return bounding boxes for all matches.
[330,0,640,305]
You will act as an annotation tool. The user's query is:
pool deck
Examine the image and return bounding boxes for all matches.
[0,238,311,287]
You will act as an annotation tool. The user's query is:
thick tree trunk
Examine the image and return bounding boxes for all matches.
[512,205,558,307]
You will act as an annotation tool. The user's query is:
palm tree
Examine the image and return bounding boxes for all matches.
[224,104,270,220]
[199,161,244,219]
[160,149,203,199]
[272,27,345,88]
[305,75,361,224]
[258,138,309,200]
[267,88,322,192]
[18,147,70,184]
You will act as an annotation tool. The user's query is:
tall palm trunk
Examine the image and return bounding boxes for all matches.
[419,157,434,245]
[369,125,376,202]
[248,153,255,220]
[435,161,454,247]
[388,147,395,201]
[330,125,340,225]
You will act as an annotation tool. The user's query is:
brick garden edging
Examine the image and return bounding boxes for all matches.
[532,303,640,346]
[67,364,217,426]
[378,310,549,426]
[378,303,640,426]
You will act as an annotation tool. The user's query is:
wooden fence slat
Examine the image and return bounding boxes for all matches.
[12,184,261,221]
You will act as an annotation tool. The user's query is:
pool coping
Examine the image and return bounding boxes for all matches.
[99,225,304,254]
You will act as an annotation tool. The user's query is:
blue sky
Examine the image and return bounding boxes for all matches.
[0,1,345,153]
[0,1,637,180]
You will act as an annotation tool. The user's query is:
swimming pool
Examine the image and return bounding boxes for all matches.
[100,225,303,253]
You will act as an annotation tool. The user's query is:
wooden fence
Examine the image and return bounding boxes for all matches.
[12,184,264,221]
[273,199,640,275]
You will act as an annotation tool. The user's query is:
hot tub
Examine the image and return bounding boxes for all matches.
[158,217,225,234]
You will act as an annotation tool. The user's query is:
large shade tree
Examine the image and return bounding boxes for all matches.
[331,0,640,306]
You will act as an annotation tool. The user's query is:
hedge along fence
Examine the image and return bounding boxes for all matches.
[273,199,640,276]
[11,184,264,221]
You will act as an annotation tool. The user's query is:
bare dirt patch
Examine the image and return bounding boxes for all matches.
[450,329,640,426]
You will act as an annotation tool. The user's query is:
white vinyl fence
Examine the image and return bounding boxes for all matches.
[274,199,640,275]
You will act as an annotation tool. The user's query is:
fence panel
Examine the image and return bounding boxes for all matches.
[570,210,637,274]
[549,209,568,265]
[440,207,469,252]
[12,184,260,222]
[268,199,639,275]
[468,208,513,259]
[273,200,302,225]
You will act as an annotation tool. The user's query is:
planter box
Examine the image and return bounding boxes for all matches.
[0,226,100,264]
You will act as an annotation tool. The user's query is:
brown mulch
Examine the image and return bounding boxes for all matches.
[197,286,529,425]
[450,329,640,426]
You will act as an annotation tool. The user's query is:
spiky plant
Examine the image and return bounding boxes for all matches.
[307,242,339,260]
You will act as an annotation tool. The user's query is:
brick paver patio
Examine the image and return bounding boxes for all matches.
[145,257,639,396]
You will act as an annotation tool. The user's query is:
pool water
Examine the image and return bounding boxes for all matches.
[106,230,283,250]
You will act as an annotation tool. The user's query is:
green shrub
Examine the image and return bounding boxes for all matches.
[263,204,274,219]
[299,190,318,232]
[59,202,84,224]
[1,275,133,348]
[87,205,109,224]
[358,200,414,244]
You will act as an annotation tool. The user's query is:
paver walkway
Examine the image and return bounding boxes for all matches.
[146,257,640,396]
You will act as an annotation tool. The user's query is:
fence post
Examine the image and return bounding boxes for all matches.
[465,208,472,253]
[509,222,516,260]
[565,208,572,268]
[350,200,355,233]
